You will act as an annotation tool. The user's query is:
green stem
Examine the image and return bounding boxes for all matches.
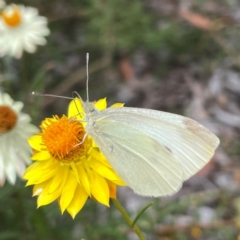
[112,199,146,240]
[132,202,153,227]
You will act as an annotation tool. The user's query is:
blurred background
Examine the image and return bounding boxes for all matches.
[1,0,240,239]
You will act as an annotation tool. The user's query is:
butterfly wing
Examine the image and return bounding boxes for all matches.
[91,118,183,196]
[93,107,219,181]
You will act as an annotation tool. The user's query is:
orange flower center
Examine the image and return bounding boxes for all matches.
[1,6,22,27]
[0,106,18,133]
[40,115,89,163]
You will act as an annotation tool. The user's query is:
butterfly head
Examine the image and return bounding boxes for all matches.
[82,101,99,115]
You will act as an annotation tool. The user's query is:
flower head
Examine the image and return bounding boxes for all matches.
[0,4,50,58]
[0,92,38,186]
[24,98,125,218]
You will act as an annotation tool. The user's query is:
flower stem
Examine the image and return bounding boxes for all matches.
[112,198,146,240]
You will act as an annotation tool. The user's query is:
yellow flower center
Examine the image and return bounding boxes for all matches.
[1,6,22,27]
[40,115,89,163]
[0,106,18,133]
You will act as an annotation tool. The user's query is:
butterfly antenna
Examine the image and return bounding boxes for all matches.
[32,92,74,100]
[86,53,89,102]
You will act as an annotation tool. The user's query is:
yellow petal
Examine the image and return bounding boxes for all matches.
[68,98,84,120]
[48,165,65,193]
[70,162,80,183]
[26,171,55,186]
[89,157,120,181]
[31,151,52,161]
[37,187,61,207]
[111,178,126,186]
[37,166,69,207]
[89,171,110,206]
[110,103,124,108]
[59,171,78,213]
[26,164,57,185]
[56,165,70,193]
[28,135,43,151]
[33,180,49,196]
[92,141,99,148]
[24,159,56,181]
[77,163,90,195]
[23,162,43,179]
[95,98,107,110]
[89,148,112,168]
[107,180,117,199]
[41,159,58,171]
[67,184,88,219]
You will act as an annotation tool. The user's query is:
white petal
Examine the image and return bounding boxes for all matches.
[12,101,24,112]
[0,153,6,186]
[5,157,16,185]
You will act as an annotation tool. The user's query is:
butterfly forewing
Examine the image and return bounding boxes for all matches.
[93,107,220,181]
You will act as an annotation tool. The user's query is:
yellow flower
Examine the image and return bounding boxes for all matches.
[23,98,125,218]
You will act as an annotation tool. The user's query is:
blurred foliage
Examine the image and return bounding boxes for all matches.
[1,0,240,239]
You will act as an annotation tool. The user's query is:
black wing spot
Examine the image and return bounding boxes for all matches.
[165,146,172,153]
[108,145,114,152]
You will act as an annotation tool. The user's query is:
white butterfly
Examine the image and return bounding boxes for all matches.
[82,100,219,197]
[78,53,220,197]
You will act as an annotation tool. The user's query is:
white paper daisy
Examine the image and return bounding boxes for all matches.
[0,92,38,186]
[0,4,50,58]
